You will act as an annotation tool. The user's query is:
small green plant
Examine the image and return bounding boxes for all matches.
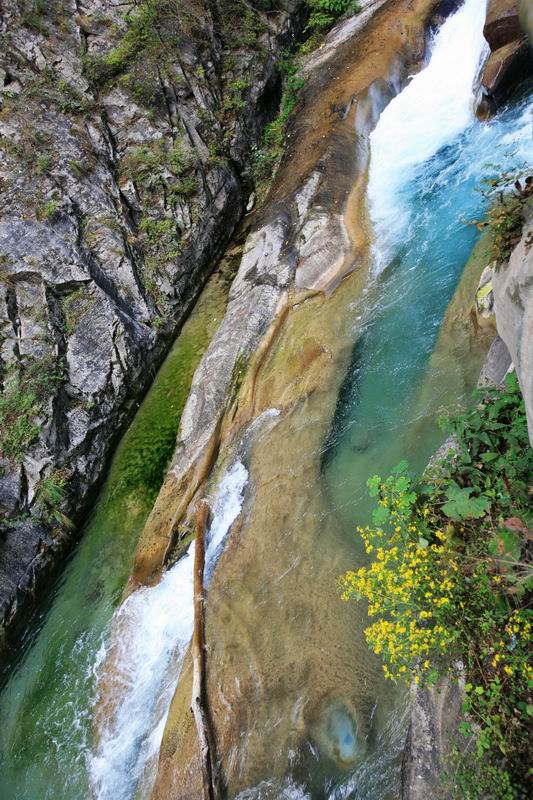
[40,199,59,220]
[35,469,73,529]
[121,138,193,199]
[0,356,63,463]
[36,154,52,174]
[61,285,94,335]
[20,0,54,33]
[222,77,252,113]
[300,0,360,51]
[69,159,89,179]
[472,170,533,264]
[486,194,527,263]
[252,55,305,195]
[342,373,533,797]
[81,1,202,89]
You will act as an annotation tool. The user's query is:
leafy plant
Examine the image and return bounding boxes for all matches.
[342,373,533,797]
[252,55,305,195]
[39,199,59,220]
[441,481,490,521]
[305,0,360,36]
[471,169,533,264]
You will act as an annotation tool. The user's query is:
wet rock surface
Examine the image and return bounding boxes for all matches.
[477,0,533,116]
[0,0,306,654]
[114,1,445,796]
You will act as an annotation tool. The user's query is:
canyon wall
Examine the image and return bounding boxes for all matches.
[0,0,306,655]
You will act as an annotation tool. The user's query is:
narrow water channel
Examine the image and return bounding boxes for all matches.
[0,1,532,798]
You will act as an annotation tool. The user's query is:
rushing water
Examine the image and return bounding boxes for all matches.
[89,461,248,800]
[1,0,532,797]
[324,2,533,530]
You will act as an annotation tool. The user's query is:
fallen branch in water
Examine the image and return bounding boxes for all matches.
[191,498,219,800]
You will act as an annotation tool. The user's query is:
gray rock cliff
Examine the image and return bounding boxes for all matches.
[0,0,305,653]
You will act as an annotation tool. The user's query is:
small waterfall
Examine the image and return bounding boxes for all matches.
[367,0,489,271]
[89,461,248,800]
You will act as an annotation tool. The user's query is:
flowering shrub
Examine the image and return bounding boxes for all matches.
[341,373,533,797]
[342,522,460,683]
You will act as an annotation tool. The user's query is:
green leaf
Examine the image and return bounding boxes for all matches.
[367,475,380,497]
[480,451,498,462]
[372,505,389,526]
[395,475,410,492]
[391,459,409,475]
[442,482,490,520]
[418,536,429,548]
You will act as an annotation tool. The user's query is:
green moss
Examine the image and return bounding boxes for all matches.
[103,253,238,513]
[0,356,63,463]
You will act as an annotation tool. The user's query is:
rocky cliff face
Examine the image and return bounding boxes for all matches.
[0,0,306,655]
[493,206,533,447]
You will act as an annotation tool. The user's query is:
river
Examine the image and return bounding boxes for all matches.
[1,0,532,798]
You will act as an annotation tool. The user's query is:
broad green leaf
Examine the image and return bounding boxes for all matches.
[367,475,380,497]
[372,505,389,526]
[442,482,489,520]
[395,475,410,492]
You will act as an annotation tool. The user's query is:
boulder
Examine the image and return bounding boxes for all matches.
[479,38,533,111]
[477,0,533,116]
[493,208,533,447]
[484,0,524,50]
[475,264,496,327]
[519,0,533,43]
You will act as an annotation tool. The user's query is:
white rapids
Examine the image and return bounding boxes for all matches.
[367,0,489,271]
[89,461,248,800]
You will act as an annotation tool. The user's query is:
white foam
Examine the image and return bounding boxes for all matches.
[367,0,489,270]
[89,461,248,800]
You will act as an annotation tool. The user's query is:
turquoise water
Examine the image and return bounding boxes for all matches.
[324,85,533,531]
